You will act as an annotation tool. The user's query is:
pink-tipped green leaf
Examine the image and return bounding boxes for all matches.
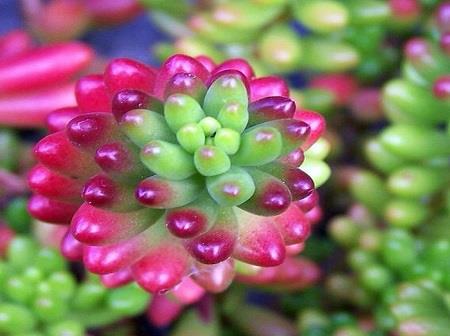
[132,242,190,293]
[247,96,296,126]
[67,112,122,152]
[71,203,161,245]
[232,126,282,166]
[119,109,175,147]
[185,207,238,264]
[136,175,203,209]
[95,141,147,181]
[112,89,163,121]
[206,166,255,207]
[217,102,248,133]
[147,294,183,327]
[164,94,205,132]
[141,141,195,180]
[255,119,310,155]
[164,72,207,102]
[82,174,140,212]
[260,163,315,201]
[212,58,254,79]
[100,267,133,288]
[191,259,235,293]
[75,74,111,113]
[28,194,79,225]
[274,203,311,245]
[46,106,85,133]
[293,109,326,150]
[239,168,291,216]
[155,54,210,99]
[61,229,83,261]
[233,208,285,267]
[83,218,165,274]
[277,148,304,168]
[104,58,156,96]
[203,73,248,118]
[249,76,289,102]
[165,193,218,238]
[34,131,98,178]
[28,164,83,202]
[194,145,231,176]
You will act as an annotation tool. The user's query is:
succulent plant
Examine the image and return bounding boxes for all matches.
[389,282,450,336]
[0,29,94,128]
[318,4,450,333]
[0,236,148,336]
[20,0,143,42]
[146,0,428,83]
[298,308,382,336]
[28,54,323,294]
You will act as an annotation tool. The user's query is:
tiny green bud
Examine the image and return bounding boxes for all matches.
[21,267,44,285]
[349,170,390,215]
[214,128,241,154]
[176,123,206,153]
[302,38,360,72]
[199,116,221,136]
[358,229,382,253]
[364,138,404,174]
[347,249,376,271]
[194,145,231,176]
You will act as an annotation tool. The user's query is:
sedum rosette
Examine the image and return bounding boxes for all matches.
[28,54,323,293]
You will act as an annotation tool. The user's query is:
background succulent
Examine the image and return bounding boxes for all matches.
[0,236,148,336]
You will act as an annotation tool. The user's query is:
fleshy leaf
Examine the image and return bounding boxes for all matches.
[206,166,255,207]
[164,94,205,132]
[141,141,195,180]
[120,109,174,147]
[239,168,291,216]
[232,126,282,166]
[203,73,248,117]
[136,175,203,209]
